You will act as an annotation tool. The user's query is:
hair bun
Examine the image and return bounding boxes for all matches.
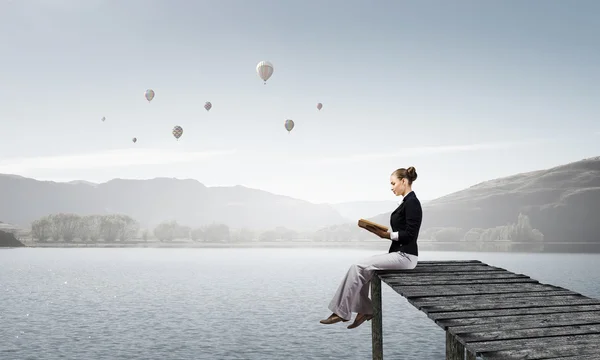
[406,166,417,182]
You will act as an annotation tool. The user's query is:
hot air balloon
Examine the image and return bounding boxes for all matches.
[145,89,155,102]
[101,116,106,122]
[132,137,137,143]
[204,101,212,111]
[284,119,294,133]
[317,103,323,111]
[256,61,274,84]
[172,125,183,140]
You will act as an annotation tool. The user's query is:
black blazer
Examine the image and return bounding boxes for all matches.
[388,191,423,256]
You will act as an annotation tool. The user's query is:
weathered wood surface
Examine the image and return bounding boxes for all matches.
[418,295,600,313]
[370,276,383,360]
[378,264,506,275]
[430,304,600,321]
[446,310,600,333]
[376,260,600,359]
[392,282,563,298]
[467,333,600,355]
[541,355,600,360]
[387,276,539,286]
[445,331,465,360]
[412,290,579,308]
[480,343,600,360]
[437,309,600,328]
[458,323,600,343]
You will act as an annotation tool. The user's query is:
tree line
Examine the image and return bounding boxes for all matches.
[31,214,139,242]
[420,213,544,243]
[28,212,544,243]
[29,213,344,243]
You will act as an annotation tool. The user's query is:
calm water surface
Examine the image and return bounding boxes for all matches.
[1,248,600,360]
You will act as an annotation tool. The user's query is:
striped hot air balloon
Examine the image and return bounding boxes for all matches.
[145,89,155,102]
[256,61,274,84]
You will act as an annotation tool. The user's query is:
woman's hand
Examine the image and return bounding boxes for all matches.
[365,225,391,239]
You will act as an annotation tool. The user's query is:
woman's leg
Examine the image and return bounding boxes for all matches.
[350,252,417,315]
[327,252,417,321]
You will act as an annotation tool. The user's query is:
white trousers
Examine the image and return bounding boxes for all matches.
[328,251,418,320]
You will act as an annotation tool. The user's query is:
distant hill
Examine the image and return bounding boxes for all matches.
[370,156,600,243]
[0,175,350,231]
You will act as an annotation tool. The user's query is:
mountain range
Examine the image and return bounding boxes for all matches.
[1,156,598,244]
[0,174,397,231]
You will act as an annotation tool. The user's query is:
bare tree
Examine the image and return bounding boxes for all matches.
[31,217,52,242]
[99,214,138,242]
[81,215,102,242]
[48,213,81,242]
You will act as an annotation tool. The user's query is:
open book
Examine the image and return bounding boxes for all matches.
[357,218,389,232]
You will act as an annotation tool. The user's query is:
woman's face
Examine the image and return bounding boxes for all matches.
[390,175,406,196]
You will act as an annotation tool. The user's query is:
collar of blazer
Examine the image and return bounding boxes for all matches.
[393,191,415,214]
[401,191,415,203]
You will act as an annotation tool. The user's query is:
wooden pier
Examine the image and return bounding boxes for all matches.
[370,260,600,360]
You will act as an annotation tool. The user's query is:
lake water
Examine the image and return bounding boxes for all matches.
[2,248,600,360]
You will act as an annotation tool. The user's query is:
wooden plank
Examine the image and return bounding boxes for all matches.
[456,323,600,344]
[376,264,505,274]
[379,270,513,280]
[545,355,600,360]
[450,315,600,337]
[382,272,532,282]
[464,332,600,354]
[387,263,500,270]
[387,277,539,286]
[402,260,483,266]
[412,293,593,311]
[429,304,600,322]
[437,309,600,329]
[408,290,577,307]
[390,282,562,297]
[478,342,600,359]
[412,260,483,264]
[418,296,600,314]
[415,261,491,267]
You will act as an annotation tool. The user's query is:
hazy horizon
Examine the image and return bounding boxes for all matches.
[1,0,599,204]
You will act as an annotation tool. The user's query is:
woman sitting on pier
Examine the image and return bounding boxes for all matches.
[320,166,423,329]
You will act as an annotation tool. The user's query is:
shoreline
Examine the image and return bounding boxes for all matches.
[11,240,600,253]
[19,241,390,249]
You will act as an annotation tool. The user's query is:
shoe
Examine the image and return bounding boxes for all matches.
[320,313,349,324]
[347,313,373,329]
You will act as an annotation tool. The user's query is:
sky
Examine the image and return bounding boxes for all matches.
[1,0,599,204]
